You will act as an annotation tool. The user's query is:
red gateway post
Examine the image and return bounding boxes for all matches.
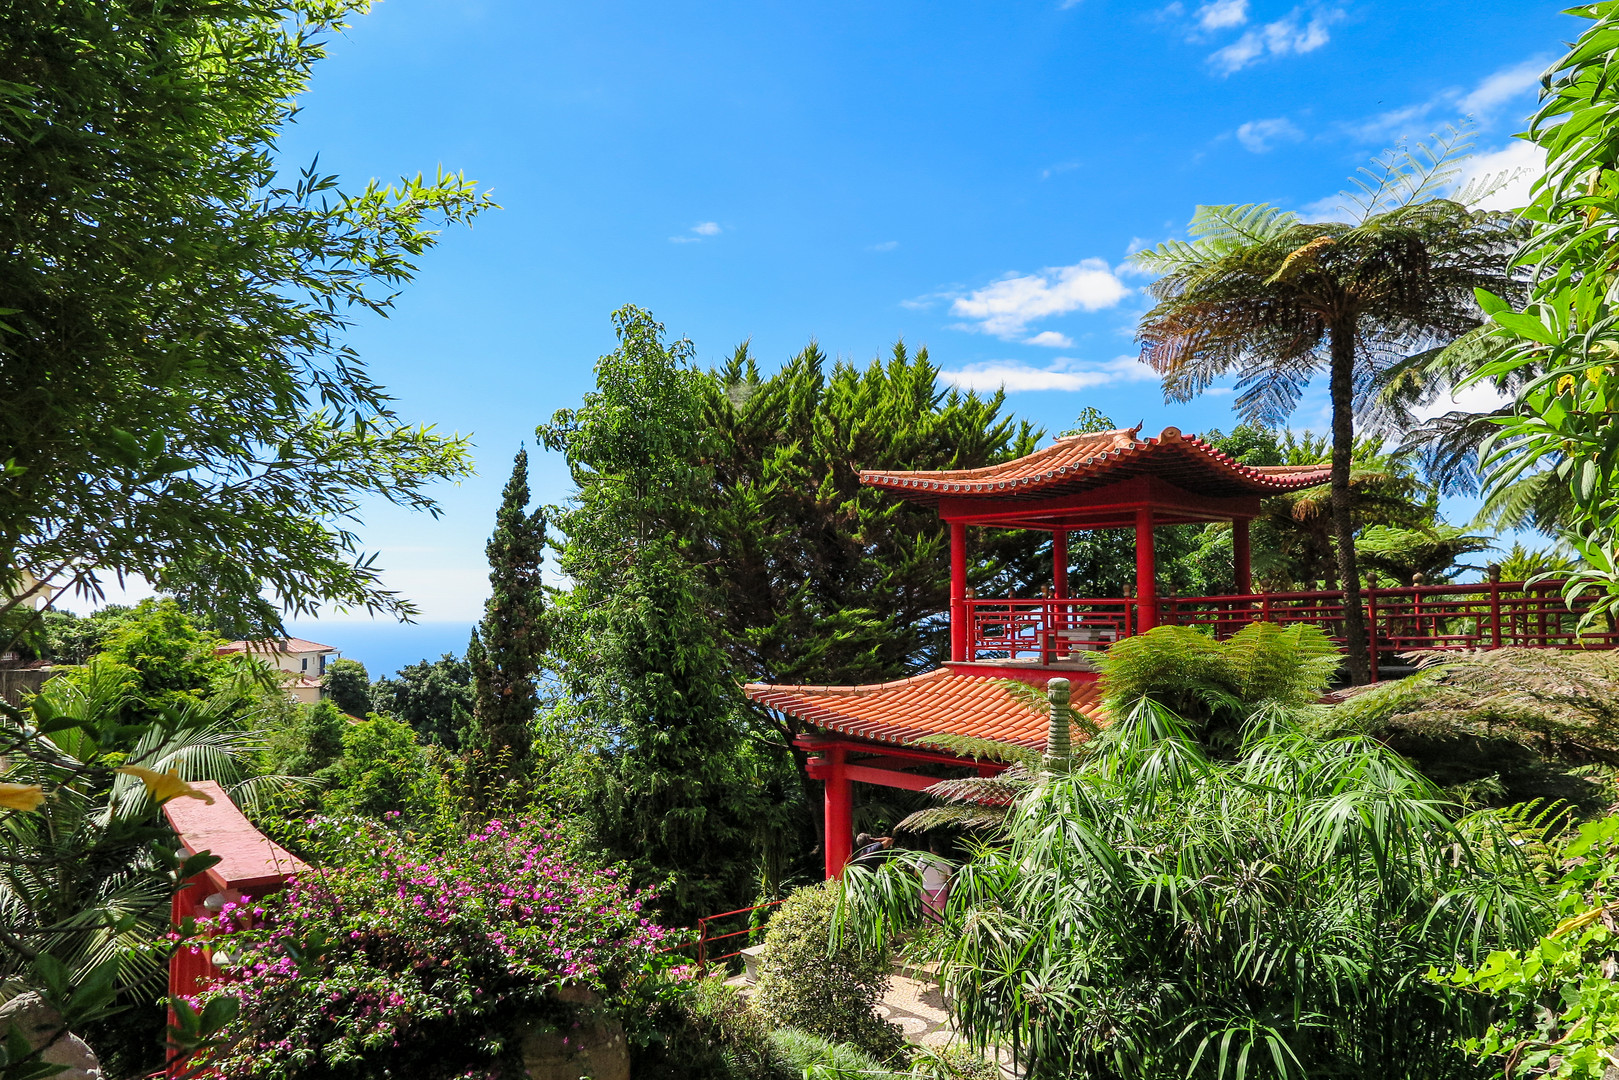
[949,520,968,663]
[1233,517,1252,595]
[1135,506,1157,633]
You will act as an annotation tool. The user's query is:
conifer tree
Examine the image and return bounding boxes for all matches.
[467,447,547,809]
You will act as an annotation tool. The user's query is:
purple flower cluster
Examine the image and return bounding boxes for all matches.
[190,818,683,1080]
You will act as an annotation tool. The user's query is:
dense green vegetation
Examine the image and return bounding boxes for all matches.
[13,1,1619,1078]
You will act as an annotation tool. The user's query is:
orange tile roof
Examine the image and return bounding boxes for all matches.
[219,637,336,656]
[860,426,1332,506]
[744,667,1105,750]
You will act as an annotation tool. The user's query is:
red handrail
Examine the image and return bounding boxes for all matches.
[661,898,785,974]
[961,580,1619,673]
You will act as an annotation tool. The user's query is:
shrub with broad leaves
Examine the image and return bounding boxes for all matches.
[186,817,682,1079]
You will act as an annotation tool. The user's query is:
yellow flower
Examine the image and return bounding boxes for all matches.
[0,784,45,812]
[115,766,215,805]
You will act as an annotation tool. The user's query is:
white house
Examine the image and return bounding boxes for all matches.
[217,637,337,705]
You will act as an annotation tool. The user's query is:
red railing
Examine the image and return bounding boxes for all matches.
[967,597,1135,664]
[664,898,785,974]
[964,580,1619,675]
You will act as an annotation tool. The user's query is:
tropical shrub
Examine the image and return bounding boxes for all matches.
[1463,2,1619,630]
[751,880,907,1065]
[0,661,282,1075]
[1095,621,1339,745]
[768,1028,907,1079]
[846,697,1548,1080]
[636,976,791,1080]
[1441,814,1619,1080]
[189,818,678,1079]
[1331,649,1619,809]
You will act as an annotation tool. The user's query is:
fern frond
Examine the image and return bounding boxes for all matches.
[917,731,1038,768]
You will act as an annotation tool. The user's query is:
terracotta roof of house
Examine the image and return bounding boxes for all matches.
[860,426,1332,507]
[219,637,336,656]
[744,667,1105,750]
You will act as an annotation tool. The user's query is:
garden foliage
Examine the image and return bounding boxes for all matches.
[1460,2,1619,629]
[192,818,677,1079]
[848,693,1548,1079]
[1441,813,1619,1080]
[542,307,783,923]
[751,881,907,1065]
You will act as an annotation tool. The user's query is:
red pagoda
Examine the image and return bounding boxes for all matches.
[745,425,1333,878]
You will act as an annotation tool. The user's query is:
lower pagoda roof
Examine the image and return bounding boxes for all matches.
[744,667,1105,750]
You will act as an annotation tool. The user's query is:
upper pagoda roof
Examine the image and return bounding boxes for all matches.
[744,667,1104,750]
[860,426,1331,507]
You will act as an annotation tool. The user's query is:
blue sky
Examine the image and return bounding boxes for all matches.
[88,0,1571,676]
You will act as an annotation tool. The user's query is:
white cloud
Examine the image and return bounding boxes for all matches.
[1455,139,1545,212]
[950,258,1131,339]
[1460,58,1545,117]
[1197,0,1248,30]
[868,240,899,252]
[670,221,721,243]
[1346,57,1550,144]
[1412,381,1513,424]
[1024,331,1075,348]
[1236,116,1304,153]
[1210,7,1342,74]
[938,356,1157,394]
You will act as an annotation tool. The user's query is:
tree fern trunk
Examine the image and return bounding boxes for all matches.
[1329,323,1372,684]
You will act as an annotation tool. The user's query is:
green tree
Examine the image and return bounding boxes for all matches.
[320,658,371,717]
[260,698,347,781]
[1133,145,1525,682]
[324,715,435,819]
[1355,524,1493,586]
[57,598,249,712]
[542,307,768,923]
[700,341,1040,685]
[466,448,547,809]
[0,0,487,648]
[369,654,474,749]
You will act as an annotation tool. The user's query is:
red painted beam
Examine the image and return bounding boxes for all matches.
[843,764,944,792]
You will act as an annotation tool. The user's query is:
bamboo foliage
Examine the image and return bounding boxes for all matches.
[844,695,1547,1079]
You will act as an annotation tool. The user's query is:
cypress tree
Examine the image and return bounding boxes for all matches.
[467,447,547,809]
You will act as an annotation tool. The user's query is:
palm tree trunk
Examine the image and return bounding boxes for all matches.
[1329,323,1372,684]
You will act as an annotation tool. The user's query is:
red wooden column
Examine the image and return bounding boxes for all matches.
[1232,518,1252,594]
[1052,530,1069,599]
[949,520,968,662]
[824,746,852,880]
[1135,508,1158,632]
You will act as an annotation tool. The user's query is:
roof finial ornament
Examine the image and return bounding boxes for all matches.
[1126,422,1143,440]
[1043,677,1072,775]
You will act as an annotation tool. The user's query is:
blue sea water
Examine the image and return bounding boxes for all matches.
[283,620,476,682]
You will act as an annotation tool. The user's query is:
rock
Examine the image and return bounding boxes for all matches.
[519,986,629,1080]
[0,992,102,1080]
